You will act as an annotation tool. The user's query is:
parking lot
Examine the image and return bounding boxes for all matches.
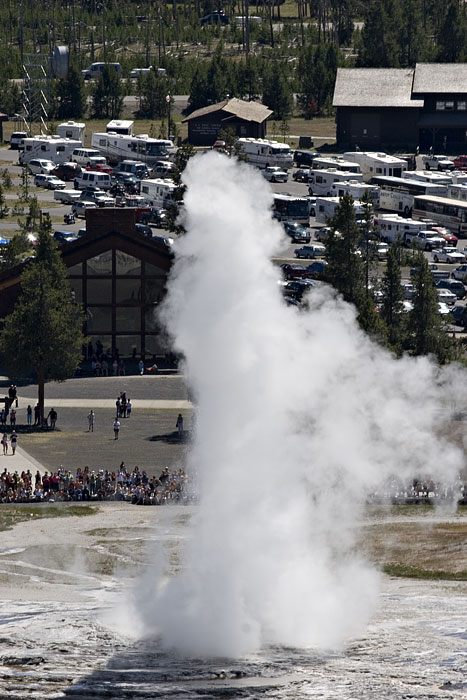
[0,145,465,332]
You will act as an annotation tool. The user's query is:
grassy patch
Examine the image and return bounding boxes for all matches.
[0,504,97,533]
[384,562,467,581]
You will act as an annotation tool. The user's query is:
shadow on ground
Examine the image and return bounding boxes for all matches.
[149,430,191,444]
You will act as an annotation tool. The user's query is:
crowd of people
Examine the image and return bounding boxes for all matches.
[0,463,192,505]
[368,477,467,505]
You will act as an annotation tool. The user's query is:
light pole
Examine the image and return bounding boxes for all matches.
[166,94,171,140]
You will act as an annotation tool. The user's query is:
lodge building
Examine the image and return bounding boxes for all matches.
[0,209,173,360]
[333,63,467,153]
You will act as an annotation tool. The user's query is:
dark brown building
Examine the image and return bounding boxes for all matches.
[0,209,173,359]
[183,97,273,147]
[333,64,467,153]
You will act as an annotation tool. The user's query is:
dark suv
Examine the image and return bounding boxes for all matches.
[200,11,229,24]
[53,162,81,181]
[294,150,319,167]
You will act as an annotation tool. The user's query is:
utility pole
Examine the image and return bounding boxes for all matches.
[166,94,171,140]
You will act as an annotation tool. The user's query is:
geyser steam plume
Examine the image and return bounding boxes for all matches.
[134,152,464,657]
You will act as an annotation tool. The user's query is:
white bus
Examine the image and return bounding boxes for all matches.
[343,151,407,181]
[401,170,452,187]
[91,131,174,165]
[315,196,364,224]
[370,175,447,216]
[19,136,83,164]
[312,156,361,174]
[374,214,428,244]
[412,194,467,236]
[273,194,309,224]
[309,168,363,196]
[140,178,180,207]
[236,138,294,170]
[329,180,379,208]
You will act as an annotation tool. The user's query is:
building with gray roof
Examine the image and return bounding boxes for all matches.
[333,64,467,153]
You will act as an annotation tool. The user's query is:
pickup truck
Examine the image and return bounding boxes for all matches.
[451,264,467,281]
[422,154,455,171]
[432,247,466,264]
[294,243,326,259]
[453,155,467,170]
[54,189,81,204]
[79,188,115,207]
[406,230,446,250]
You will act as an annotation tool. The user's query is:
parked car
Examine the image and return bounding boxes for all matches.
[451,264,467,281]
[53,230,78,244]
[450,305,467,326]
[437,302,452,316]
[34,174,66,189]
[453,155,467,170]
[130,66,153,78]
[283,222,311,243]
[72,200,98,218]
[435,278,466,299]
[27,159,55,175]
[212,139,226,150]
[294,244,326,259]
[52,162,81,181]
[432,247,466,264]
[9,130,27,149]
[409,231,446,251]
[81,62,122,80]
[436,288,457,305]
[375,242,390,261]
[280,263,312,280]
[315,226,334,242]
[85,163,113,175]
[293,168,311,183]
[135,223,153,238]
[293,149,318,167]
[200,11,229,24]
[282,279,316,301]
[139,206,167,228]
[306,260,328,278]
[152,235,174,249]
[262,166,288,183]
[422,154,455,171]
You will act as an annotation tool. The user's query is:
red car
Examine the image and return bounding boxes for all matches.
[430,226,458,246]
[86,163,113,175]
[453,155,467,170]
[280,263,312,281]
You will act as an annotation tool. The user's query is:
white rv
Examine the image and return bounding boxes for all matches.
[235,138,294,170]
[91,131,174,165]
[329,180,380,208]
[312,156,361,174]
[374,214,427,244]
[315,196,365,224]
[309,168,363,196]
[447,183,467,202]
[19,136,83,165]
[343,152,407,181]
[402,170,452,186]
[106,119,134,136]
[57,121,85,142]
[140,178,179,207]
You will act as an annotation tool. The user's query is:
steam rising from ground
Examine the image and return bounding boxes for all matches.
[129,153,464,657]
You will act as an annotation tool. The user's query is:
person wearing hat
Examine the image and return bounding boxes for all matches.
[10,431,18,455]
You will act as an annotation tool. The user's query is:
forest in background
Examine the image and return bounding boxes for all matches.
[0,1,466,122]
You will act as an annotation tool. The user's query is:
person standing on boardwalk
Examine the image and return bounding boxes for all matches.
[26,405,32,427]
[176,413,184,437]
[48,408,58,430]
[10,431,17,455]
[34,404,40,426]
[88,410,95,432]
[113,418,120,440]
[1,433,8,455]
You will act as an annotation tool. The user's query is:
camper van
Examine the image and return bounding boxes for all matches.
[71,148,107,168]
[140,178,180,207]
[343,152,407,181]
[308,168,363,196]
[57,121,85,142]
[374,214,427,244]
[19,136,83,165]
[312,156,361,174]
[329,180,380,208]
[235,138,294,170]
[315,197,365,224]
[106,120,134,136]
[91,131,174,165]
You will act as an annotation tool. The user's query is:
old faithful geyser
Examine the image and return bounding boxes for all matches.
[129,152,463,657]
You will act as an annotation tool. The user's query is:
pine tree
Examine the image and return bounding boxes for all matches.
[262,63,293,120]
[437,0,467,63]
[138,70,171,119]
[380,243,405,351]
[358,0,402,67]
[56,64,87,119]
[92,66,123,119]
[0,215,85,422]
[406,254,454,362]
[326,192,365,307]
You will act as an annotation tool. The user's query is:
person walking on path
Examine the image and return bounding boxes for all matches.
[9,409,16,427]
[138,359,144,375]
[26,405,32,427]
[88,410,95,432]
[113,418,120,440]
[48,408,58,430]
[34,404,40,426]
[1,433,8,455]
[10,431,17,455]
[176,413,184,437]
[126,399,132,417]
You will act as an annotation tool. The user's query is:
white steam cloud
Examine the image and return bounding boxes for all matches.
[129,152,465,657]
